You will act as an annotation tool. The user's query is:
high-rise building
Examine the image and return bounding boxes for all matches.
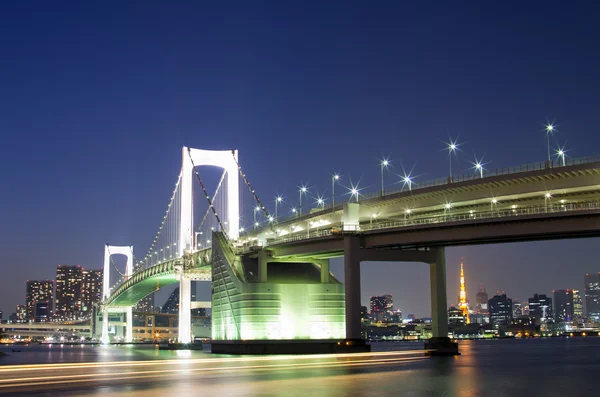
[136,293,155,313]
[34,301,50,322]
[475,284,489,314]
[584,273,600,320]
[528,294,553,324]
[162,287,180,314]
[512,300,523,318]
[0,310,3,320]
[553,290,574,323]
[16,305,27,322]
[25,280,54,321]
[55,265,84,320]
[370,295,393,322]
[448,306,466,325]
[81,269,103,315]
[573,290,583,319]
[488,294,513,328]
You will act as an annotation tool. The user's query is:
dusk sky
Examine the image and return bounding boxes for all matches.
[2,1,600,317]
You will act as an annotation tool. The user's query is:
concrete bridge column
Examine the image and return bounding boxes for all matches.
[125,307,133,343]
[101,308,109,344]
[178,277,192,344]
[429,247,449,338]
[343,236,362,340]
[258,250,268,282]
[318,259,330,283]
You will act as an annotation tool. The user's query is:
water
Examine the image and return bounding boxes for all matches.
[1,338,598,396]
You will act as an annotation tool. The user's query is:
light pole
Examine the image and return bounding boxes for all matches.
[253,206,260,229]
[545,123,554,166]
[332,174,340,210]
[471,155,485,178]
[445,138,459,182]
[299,185,307,216]
[555,145,567,167]
[545,192,552,211]
[317,196,325,209]
[380,158,390,196]
[275,196,282,222]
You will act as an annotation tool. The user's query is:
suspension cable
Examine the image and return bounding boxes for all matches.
[231,150,272,220]
[106,245,126,278]
[197,169,226,233]
[137,169,182,268]
[187,148,229,240]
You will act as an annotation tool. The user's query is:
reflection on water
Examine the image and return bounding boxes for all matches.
[1,339,599,397]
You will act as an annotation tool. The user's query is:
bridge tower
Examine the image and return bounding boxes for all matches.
[101,244,134,344]
[178,147,239,344]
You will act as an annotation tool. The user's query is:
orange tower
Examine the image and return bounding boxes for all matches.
[459,259,470,324]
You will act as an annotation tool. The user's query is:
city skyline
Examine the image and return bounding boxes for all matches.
[2,2,600,317]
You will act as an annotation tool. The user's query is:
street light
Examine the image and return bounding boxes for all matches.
[253,206,260,229]
[470,155,486,178]
[545,122,555,166]
[380,157,390,196]
[316,195,325,209]
[348,181,361,203]
[555,145,567,167]
[444,138,460,182]
[299,185,308,216]
[332,173,340,209]
[275,196,283,222]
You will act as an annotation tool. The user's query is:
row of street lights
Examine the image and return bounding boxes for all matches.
[250,123,570,229]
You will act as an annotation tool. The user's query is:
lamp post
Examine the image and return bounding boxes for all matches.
[555,145,567,167]
[445,139,459,182]
[253,206,260,229]
[380,158,390,196]
[545,123,554,166]
[332,174,340,210]
[275,196,282,222]
[299,185,307,216]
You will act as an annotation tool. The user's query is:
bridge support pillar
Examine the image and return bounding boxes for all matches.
[343,236,362,340]
[178,277,192,344]
[318,259,330,283]
[425,247,458,355]
[125,307,133,343]
[101,308,109,344]
[429,247,448,338]
[258,250,268,282]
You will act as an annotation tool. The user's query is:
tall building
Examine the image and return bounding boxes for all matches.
[528,294,553,324]
[573,290,583,319]
[475,284,489,314]
[512,300,523,318]
[488,294,512,328]
[34,301,50,322]
[448,306,466,325]
[25,280,54,321]
[81,269,103,315]
[136,293,155,313]
[0,310,3,321]
[458,261,470,323]
[162,287,180,314]
[584,273,600,320]
[370,295,393,322]
[16,305,26,322]
[553,290,574,323]
[55,265,84,320]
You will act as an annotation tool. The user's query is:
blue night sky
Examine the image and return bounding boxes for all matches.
[1,1,600,317]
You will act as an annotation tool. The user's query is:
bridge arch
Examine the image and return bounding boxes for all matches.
[179,147,240,257]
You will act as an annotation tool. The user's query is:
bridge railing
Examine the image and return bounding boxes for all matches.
[244,155,600,238]
[250,200,600,248]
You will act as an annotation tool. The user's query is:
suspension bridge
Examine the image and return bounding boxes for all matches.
[100,146,600,351]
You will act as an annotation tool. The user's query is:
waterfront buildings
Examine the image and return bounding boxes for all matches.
[553,290,574,323]
[573,290,583,319]
[25,280,54,321]
[55,265,84,320]
[82,269,103,315]
[475,284,489,314]
[370,295,393,322]
[136,293,155,313]
[488,294,513,327]
[584,273,600,320]
[529,294,553,324]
